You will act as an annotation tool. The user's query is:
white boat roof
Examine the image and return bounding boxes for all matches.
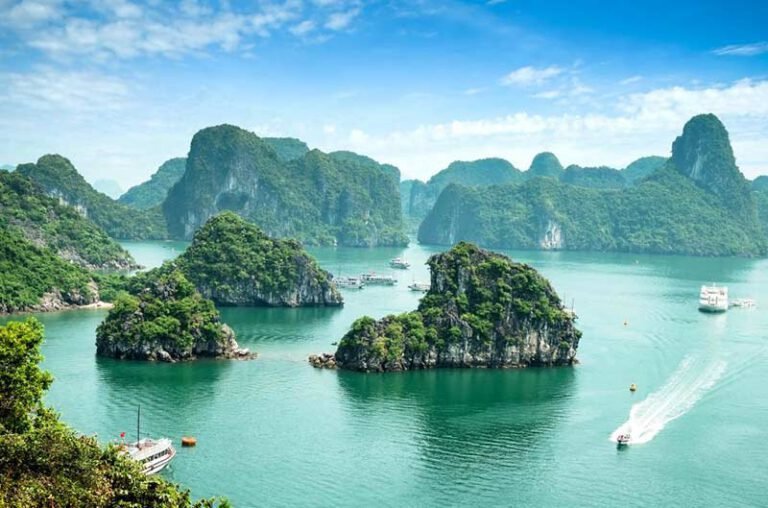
[124,437,173,461]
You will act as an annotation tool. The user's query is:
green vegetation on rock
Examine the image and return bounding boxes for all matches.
[334,242,580,371]
[119,158,187,210]
[96,263,248,361]
[177,212,343,307]
[403,158,523,224]
[418,115,767,257]
[17,154,167,240]
[622,156,667,184]
[0,318,229,507]
[0,170,140,313]
[527,152,564,179]
[561,165,626,189]
[263,137,310,162]
[0,171,135,269]
[163,125,406,246]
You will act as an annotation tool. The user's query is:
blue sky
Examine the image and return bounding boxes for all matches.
[1,0,767,188]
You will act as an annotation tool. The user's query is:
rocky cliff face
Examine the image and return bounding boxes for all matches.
[96,322,250,362]
[177,212,343,307]
[333,242,581,372]
[671,114,755,220]
[163,125,406,246]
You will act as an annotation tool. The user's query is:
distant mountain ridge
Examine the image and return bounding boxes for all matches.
[119,157,187,210]
[401,151,667,226]
[417,114,767,257]
[163,125,407,246]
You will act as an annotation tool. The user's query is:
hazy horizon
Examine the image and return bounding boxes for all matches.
[1,0,767,188]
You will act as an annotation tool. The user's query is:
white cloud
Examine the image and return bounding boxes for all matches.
[463,87,486,96]
[620,75,643,85]
[0,67,132,111]
[6,0,61,26]
[341,79,768,179]
[325,8,360,30]
[290,19,316,36]
[0,0,365,59]
[500,65,563,86]
[532,90,561,99]
[713,41,768,56]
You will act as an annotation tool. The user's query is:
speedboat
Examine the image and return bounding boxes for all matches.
[616,433,631,447]
[389,257,410,269]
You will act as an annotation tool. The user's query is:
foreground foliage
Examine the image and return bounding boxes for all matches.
[0,319,229,507]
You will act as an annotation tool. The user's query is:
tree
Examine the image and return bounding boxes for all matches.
[0,319,51,433]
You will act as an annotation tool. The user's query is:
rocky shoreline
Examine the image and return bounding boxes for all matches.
[308,353,337,369]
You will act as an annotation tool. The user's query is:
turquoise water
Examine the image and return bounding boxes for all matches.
[4,243,768,506]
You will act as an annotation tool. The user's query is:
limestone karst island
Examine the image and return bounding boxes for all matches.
[1,1,767,506]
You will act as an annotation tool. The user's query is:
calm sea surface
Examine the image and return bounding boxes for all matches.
[4,241,768,507]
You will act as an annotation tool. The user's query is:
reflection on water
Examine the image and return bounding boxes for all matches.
[336,367,577,489]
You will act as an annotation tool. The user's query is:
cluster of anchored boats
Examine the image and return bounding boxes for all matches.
[334,257,431,292]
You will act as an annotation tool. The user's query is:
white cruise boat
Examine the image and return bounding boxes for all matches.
[361,272,397,285]
[120,406,176,475]
[335,276,365,289]
[389,257,410,269]
[699,284,728,313]
[124,438,176,475]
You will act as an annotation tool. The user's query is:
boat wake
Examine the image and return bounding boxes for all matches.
[610,356,726,445]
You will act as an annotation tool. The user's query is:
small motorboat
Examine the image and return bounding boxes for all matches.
[616,433,631,447]
[629,383,637,392]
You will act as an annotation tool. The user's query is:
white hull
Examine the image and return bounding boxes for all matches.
[143,446,176,475]
[698,303,728,313]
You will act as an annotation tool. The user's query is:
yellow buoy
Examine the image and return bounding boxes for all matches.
[629,383,637,392]
[181,436,197,447]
